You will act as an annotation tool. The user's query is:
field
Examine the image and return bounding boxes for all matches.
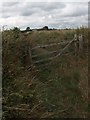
[2,27,89,119]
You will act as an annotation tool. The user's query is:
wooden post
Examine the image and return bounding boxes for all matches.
[79,34,83,53]
[74,34,78,55]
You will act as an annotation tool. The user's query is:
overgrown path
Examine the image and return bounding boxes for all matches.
[2,28,88,119]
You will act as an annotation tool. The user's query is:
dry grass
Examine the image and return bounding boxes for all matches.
[2,27,89,119]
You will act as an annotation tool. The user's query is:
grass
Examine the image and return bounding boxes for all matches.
[2,27,88,119]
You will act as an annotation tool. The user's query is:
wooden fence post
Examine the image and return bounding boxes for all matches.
[78,34,83,53]
[74,34,78,55]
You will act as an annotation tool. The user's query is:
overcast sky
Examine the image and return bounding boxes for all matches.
[0,0,88,29]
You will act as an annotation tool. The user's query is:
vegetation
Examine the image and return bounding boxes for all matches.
[2,27,88,119]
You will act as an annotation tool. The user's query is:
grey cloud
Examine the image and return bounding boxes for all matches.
[54,3,88,18]
[2,2,25,18]
[21,7,42,17]
[3,2,19,7]
[0,2,88,29]
[21,9,36,17]
[20,2,65,17]
[31,2,66,11]
[62,10,87,17]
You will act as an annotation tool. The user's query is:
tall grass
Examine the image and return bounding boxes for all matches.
[2,27,88,119]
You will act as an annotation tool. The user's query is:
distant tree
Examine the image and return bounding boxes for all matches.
[26,27,30,31]
[43,26,48,30]
[13,27,20,32]
[13,27,20,38]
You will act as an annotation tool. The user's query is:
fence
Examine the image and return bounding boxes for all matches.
[28,34,83,68]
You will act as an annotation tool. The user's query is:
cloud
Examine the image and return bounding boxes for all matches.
[0,2,88,29]
[61,3,88,17]
[3,2,19,6]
